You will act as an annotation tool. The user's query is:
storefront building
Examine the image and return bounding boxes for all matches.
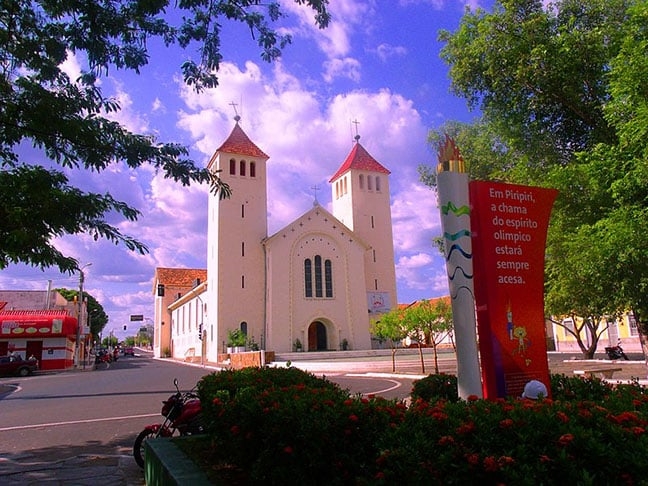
[0,310,80,370]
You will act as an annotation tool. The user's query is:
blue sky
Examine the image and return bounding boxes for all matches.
[1,0,491,340]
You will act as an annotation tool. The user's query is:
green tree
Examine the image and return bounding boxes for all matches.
[600,1,648,353]
[55,288,108,339]
[412,299,454,374]
[370,308,408,373]
[439,0,628,168]
[102,335,118,348]
[430,0,648,359]
[0,0,330,274]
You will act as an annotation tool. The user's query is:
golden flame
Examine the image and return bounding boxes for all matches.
[437,134,465,173]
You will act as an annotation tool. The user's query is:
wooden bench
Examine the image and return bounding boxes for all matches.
[573,367,622,379]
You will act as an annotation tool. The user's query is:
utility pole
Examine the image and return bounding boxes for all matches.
[76,263,92,368]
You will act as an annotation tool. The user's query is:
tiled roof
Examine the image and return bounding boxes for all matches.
[400,296,451,309]
[153,268,207,288]
[329,141,390,182]
[216,122,268,159]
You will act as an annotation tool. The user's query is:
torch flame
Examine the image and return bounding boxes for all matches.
[437,134,465,173]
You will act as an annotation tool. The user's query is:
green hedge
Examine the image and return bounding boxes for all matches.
[195,369,648,485]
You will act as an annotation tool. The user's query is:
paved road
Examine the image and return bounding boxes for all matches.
[0,350,423,485]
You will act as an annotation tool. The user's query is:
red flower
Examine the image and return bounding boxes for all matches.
[438,435,455,446]
[212,397,222,405]
[556,411,569,423]
[230,425,240,436]
[430,411,448,421]
[579,409,592,419]
[631,426,645,436]
[465,453,480,466]
[283,445,293,454]
[614,411,640,424]
[349,414,359,422]
[539,454,552,463]
[558,433,574,446]
[467,394,479,402]
[456,421,476,435]
[499,418,514,429]
[498,456,514,467]
[483,456,499,472]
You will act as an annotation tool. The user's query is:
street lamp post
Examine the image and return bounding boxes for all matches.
[76,263,92,368]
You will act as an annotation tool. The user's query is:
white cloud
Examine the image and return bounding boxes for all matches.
[374,43,408,62]
[323,57,361,83]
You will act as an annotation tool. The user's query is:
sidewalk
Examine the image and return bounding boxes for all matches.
[0,453,144,486]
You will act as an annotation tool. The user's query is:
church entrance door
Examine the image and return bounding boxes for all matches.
[307,321,327,351]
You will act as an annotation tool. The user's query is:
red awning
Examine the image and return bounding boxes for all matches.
[0,310,77,338]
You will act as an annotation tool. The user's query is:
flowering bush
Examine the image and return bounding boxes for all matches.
[195,369,648,485]
[411,372,459,403]
[197,366,406,483]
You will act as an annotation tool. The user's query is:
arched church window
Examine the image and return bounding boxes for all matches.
[304,259,312,297]
[325,259,333,298]
[344,177,348,194]
[367,176,373,191]
[314,255,323,297]
[240,321,247,336]
[375,176,381,191]
[304,255,333,299]
[359,174,364,190]
[250,161,256,177]
[229,159,236,175]
[240,160,246,176]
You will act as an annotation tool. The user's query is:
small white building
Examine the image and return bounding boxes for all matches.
[153,119,398,361]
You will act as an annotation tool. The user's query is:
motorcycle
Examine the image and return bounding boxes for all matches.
[605,341,629,360]
[94,349,113,366]
[133,378,204,468]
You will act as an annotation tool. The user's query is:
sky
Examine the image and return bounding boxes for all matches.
[1,0,493,340]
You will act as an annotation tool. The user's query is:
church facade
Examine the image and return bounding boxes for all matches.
[153,119,397,360]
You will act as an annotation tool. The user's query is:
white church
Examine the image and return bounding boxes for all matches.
[152,117,397,361]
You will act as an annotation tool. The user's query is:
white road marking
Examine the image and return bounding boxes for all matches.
[0,413,158,432]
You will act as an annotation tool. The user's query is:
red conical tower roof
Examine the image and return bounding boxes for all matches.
[216,121,268,159]
[329,140,390,182]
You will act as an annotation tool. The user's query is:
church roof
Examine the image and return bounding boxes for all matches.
[329,140,390,182]
[216,122,268,159]
[153,268,206,292]
[264,203,372,251]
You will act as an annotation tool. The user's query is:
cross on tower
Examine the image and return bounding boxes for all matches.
[351,119,361,142]
[229,101,240,122]
[311,184,321,205]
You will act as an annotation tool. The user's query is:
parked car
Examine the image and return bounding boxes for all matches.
[123,346,135,356]
[0,355,39,377]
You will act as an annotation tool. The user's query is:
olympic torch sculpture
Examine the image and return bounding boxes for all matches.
[436,135,482,398]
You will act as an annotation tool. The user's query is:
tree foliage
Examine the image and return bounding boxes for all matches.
[0,0,330,274]
[370,308,408,373]
[406,299,454,374]
[427,0,648,357]
[56,287,109,338]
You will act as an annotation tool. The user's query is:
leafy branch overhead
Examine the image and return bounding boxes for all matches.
[0,0,330,273]
[423,0,648,357]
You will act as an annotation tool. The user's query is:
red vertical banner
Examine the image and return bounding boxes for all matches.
[469,181,558,399]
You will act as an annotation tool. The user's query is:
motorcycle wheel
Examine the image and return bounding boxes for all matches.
[133,429,157,468]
